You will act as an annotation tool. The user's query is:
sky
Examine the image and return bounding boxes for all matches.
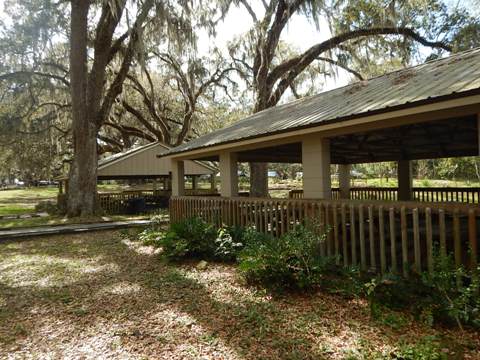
[197,0,478,91]
[197,4,345,90]
[0,0,477,92]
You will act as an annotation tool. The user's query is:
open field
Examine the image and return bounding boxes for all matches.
[0,231,478,359]
[0,187,58,216]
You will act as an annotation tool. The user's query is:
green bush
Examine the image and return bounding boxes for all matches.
[238,224,335,290]
[138,228,164,247]
[214,225,245,261]
[367,254,480,329]
[158,217,218,260]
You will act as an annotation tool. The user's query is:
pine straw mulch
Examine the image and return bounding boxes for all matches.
[0,231,479,359]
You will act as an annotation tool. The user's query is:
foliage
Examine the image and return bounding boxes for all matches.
[366,254,480,329]
[214,225,244,261]
[238,224,336,290]
[393,336,449,360]
[140,217,219,260]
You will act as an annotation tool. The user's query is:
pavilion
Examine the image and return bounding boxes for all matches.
[161,48,480,276]
[58,142,217,194]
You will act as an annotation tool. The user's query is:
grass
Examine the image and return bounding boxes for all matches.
[0,185,162,229]
[0,187,58,216]
[0,231,478,359]
[0,185,124,216]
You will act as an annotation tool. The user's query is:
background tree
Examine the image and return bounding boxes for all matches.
[227,0,477,196]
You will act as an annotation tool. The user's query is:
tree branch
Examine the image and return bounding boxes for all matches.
[267,27,452,106]
[0,71,70,87]
[317,56,364,80]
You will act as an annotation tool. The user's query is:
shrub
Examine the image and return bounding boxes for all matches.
[138,229,164,247]
[238,224,335,290]
[367,254,480,329]
[159,217,218,260]
[214,225,245,261]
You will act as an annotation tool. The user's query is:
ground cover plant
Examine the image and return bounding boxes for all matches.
[1,230,479,359]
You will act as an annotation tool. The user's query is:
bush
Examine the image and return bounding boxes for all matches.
[238,224,335,290]
[214,225,245,261]
[367,254,480,329]
[158,217,218,260]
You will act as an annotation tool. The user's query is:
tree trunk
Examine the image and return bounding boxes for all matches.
[249,162,269,197]
[67,1,98,217]
[249,98,270,197]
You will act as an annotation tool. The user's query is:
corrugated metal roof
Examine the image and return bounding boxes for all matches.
[98,142,217,172]
[98,142,160,168]
[163,47,480,157]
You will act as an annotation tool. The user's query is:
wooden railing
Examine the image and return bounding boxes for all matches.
[98,189,218,214]
[170,196,479,276]
[289,187,480,203]
[413,187,480,203]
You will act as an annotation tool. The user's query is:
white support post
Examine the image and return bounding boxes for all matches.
[302,136,331,199]
[152,178,157,191]
[219,151,238,197]
[398,160,412,201]
[338,164,351,199]
[171,159,185,196]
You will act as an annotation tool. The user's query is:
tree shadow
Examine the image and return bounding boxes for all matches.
[0,231,476,359]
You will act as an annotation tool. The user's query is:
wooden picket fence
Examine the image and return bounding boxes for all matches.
[170,196,479,276]
[289,187,480,203]
[98,189,218,214]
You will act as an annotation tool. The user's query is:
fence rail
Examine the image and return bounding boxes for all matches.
[98,189,218,214]
[170,196,479,276]
[289,187,480,203]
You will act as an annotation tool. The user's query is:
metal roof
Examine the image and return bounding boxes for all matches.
[98,142,159,168]
[99,142,217,173]
[162,47,480,157]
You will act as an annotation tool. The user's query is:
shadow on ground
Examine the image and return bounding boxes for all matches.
[0,231,477,359]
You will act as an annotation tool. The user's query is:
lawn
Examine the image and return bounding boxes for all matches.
[0,187,58,216]
[0,184,153,229]
[0,231,478,359]
[0,185,125,216]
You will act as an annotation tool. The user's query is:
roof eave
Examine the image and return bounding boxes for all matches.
[159,89,480,160]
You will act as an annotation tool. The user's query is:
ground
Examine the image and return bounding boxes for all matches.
[0,231,478,359]
[0,185,154,228]
[0,184,122,216]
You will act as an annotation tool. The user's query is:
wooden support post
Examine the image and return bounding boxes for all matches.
[210,173,216,191]
[302,136,331,199]
[338,164,351,199]
[398,160,412,201]
[171,160,185,196]
[191,175,197,190]
[219,151,238,197]
[58,180,63,194]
